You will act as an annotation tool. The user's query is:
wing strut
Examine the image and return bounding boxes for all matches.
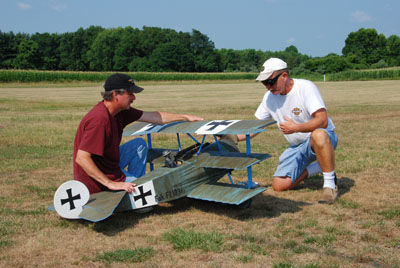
[246,134,257,189]
[147,133,154,171]
[196,135,207,155]
[177,133,182,151]
[212,134,234,184]
[186,133,199,144]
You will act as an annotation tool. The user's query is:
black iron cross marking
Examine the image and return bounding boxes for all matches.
[133,186,152,206]
[60,188,81,210]
[205,120,233,131]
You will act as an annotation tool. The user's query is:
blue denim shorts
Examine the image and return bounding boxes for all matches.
[273,129,338,183]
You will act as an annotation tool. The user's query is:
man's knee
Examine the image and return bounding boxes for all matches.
[120,138,148,165]
[123,137,146,145]
[135,138,148,155]
[122,138,147,152]
[272,176,292,191]
[132,137,147,148]
[310,129,331,148]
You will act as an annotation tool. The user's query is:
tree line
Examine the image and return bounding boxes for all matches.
[1,26,399,74]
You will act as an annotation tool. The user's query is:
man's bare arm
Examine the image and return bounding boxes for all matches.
[279,108,328,134]
[75,150,136,193]
[138,111,203,124]
[237,132,260,142]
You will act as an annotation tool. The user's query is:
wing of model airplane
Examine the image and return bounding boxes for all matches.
[123,119,275,136]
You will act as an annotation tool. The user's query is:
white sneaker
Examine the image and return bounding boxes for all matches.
[318,187,338,204]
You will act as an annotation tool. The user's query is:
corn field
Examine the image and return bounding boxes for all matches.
[327,68,400,81]
[1,69,399,83]
[0,70,257,83]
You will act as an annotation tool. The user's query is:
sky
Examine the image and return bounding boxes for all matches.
[1,0,399,57]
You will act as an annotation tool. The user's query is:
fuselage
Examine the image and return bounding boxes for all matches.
[133,138,239,204]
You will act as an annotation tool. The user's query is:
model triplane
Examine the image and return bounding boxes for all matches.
[50,119,276,222]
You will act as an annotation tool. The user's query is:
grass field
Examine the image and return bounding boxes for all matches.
[0,80,399,267]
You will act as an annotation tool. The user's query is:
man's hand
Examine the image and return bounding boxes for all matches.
[107,181,137,194]
[279,116,298,134]
[76,150,137,194]
[280,109,328,134]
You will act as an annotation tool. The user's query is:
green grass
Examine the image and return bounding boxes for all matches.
[337,199,361,209]
[94,247,155,263]
[236,253,254,263]
[378,208,400,219]
[162,227,224,252]
[272,262,322,268]
[0,239,13,249]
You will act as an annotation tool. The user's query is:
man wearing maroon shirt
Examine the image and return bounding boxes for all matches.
[73,73,203,194]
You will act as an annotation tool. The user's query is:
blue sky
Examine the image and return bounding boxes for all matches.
[1,0,399,57]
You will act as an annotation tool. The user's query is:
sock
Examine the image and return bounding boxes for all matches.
[323,171,336,189]
[306,162,322,177]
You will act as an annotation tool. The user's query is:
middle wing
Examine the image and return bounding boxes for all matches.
[195,151,271,170]
[123,119,275,136]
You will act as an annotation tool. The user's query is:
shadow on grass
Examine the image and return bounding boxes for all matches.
[89,176,355,236]
[91,195,311,236]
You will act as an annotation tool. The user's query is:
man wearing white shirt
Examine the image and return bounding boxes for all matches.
[238,58,338,204]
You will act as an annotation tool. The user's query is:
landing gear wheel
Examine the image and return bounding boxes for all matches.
[238,198,252,209]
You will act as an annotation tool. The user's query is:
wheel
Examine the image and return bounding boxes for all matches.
[238,198,252,209]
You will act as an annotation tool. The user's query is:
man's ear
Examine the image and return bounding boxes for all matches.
[111,90,118,99]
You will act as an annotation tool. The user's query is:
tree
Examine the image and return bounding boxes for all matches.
[342,28,387,66]
[87,28,124,71]
[304,54,350,74]
[13,39,40,69]
[238,49,260,72]
[58,26,104,71]
[149,35,194,72]
[190,29,219,72]
[80,26,105,70]
[386,35,400,66]
[113,27,141,71]
[0,31,17,69]
[31,32,60,70]
[0,31,29,69]
[136,26,177,58]
[128,57,150,71]
[217,48,240,71]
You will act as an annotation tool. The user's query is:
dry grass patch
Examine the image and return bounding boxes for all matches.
[0,80,399,267]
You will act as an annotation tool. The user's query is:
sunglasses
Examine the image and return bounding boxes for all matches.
[124,90,135,96]
[261,72,283,87]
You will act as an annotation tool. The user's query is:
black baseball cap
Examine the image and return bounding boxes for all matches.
[103,73,144,93]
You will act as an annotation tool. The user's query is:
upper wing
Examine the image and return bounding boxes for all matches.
[123,119,275,136]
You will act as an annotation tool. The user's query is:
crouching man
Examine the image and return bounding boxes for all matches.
[73,73,203,194]
[238,58,338,203]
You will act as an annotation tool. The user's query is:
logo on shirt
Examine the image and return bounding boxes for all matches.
[292,107,303,116]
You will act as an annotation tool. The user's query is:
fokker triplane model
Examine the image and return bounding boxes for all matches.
[51,119,275,222]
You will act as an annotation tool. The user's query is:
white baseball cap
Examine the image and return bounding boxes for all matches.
[255,58,287,81]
